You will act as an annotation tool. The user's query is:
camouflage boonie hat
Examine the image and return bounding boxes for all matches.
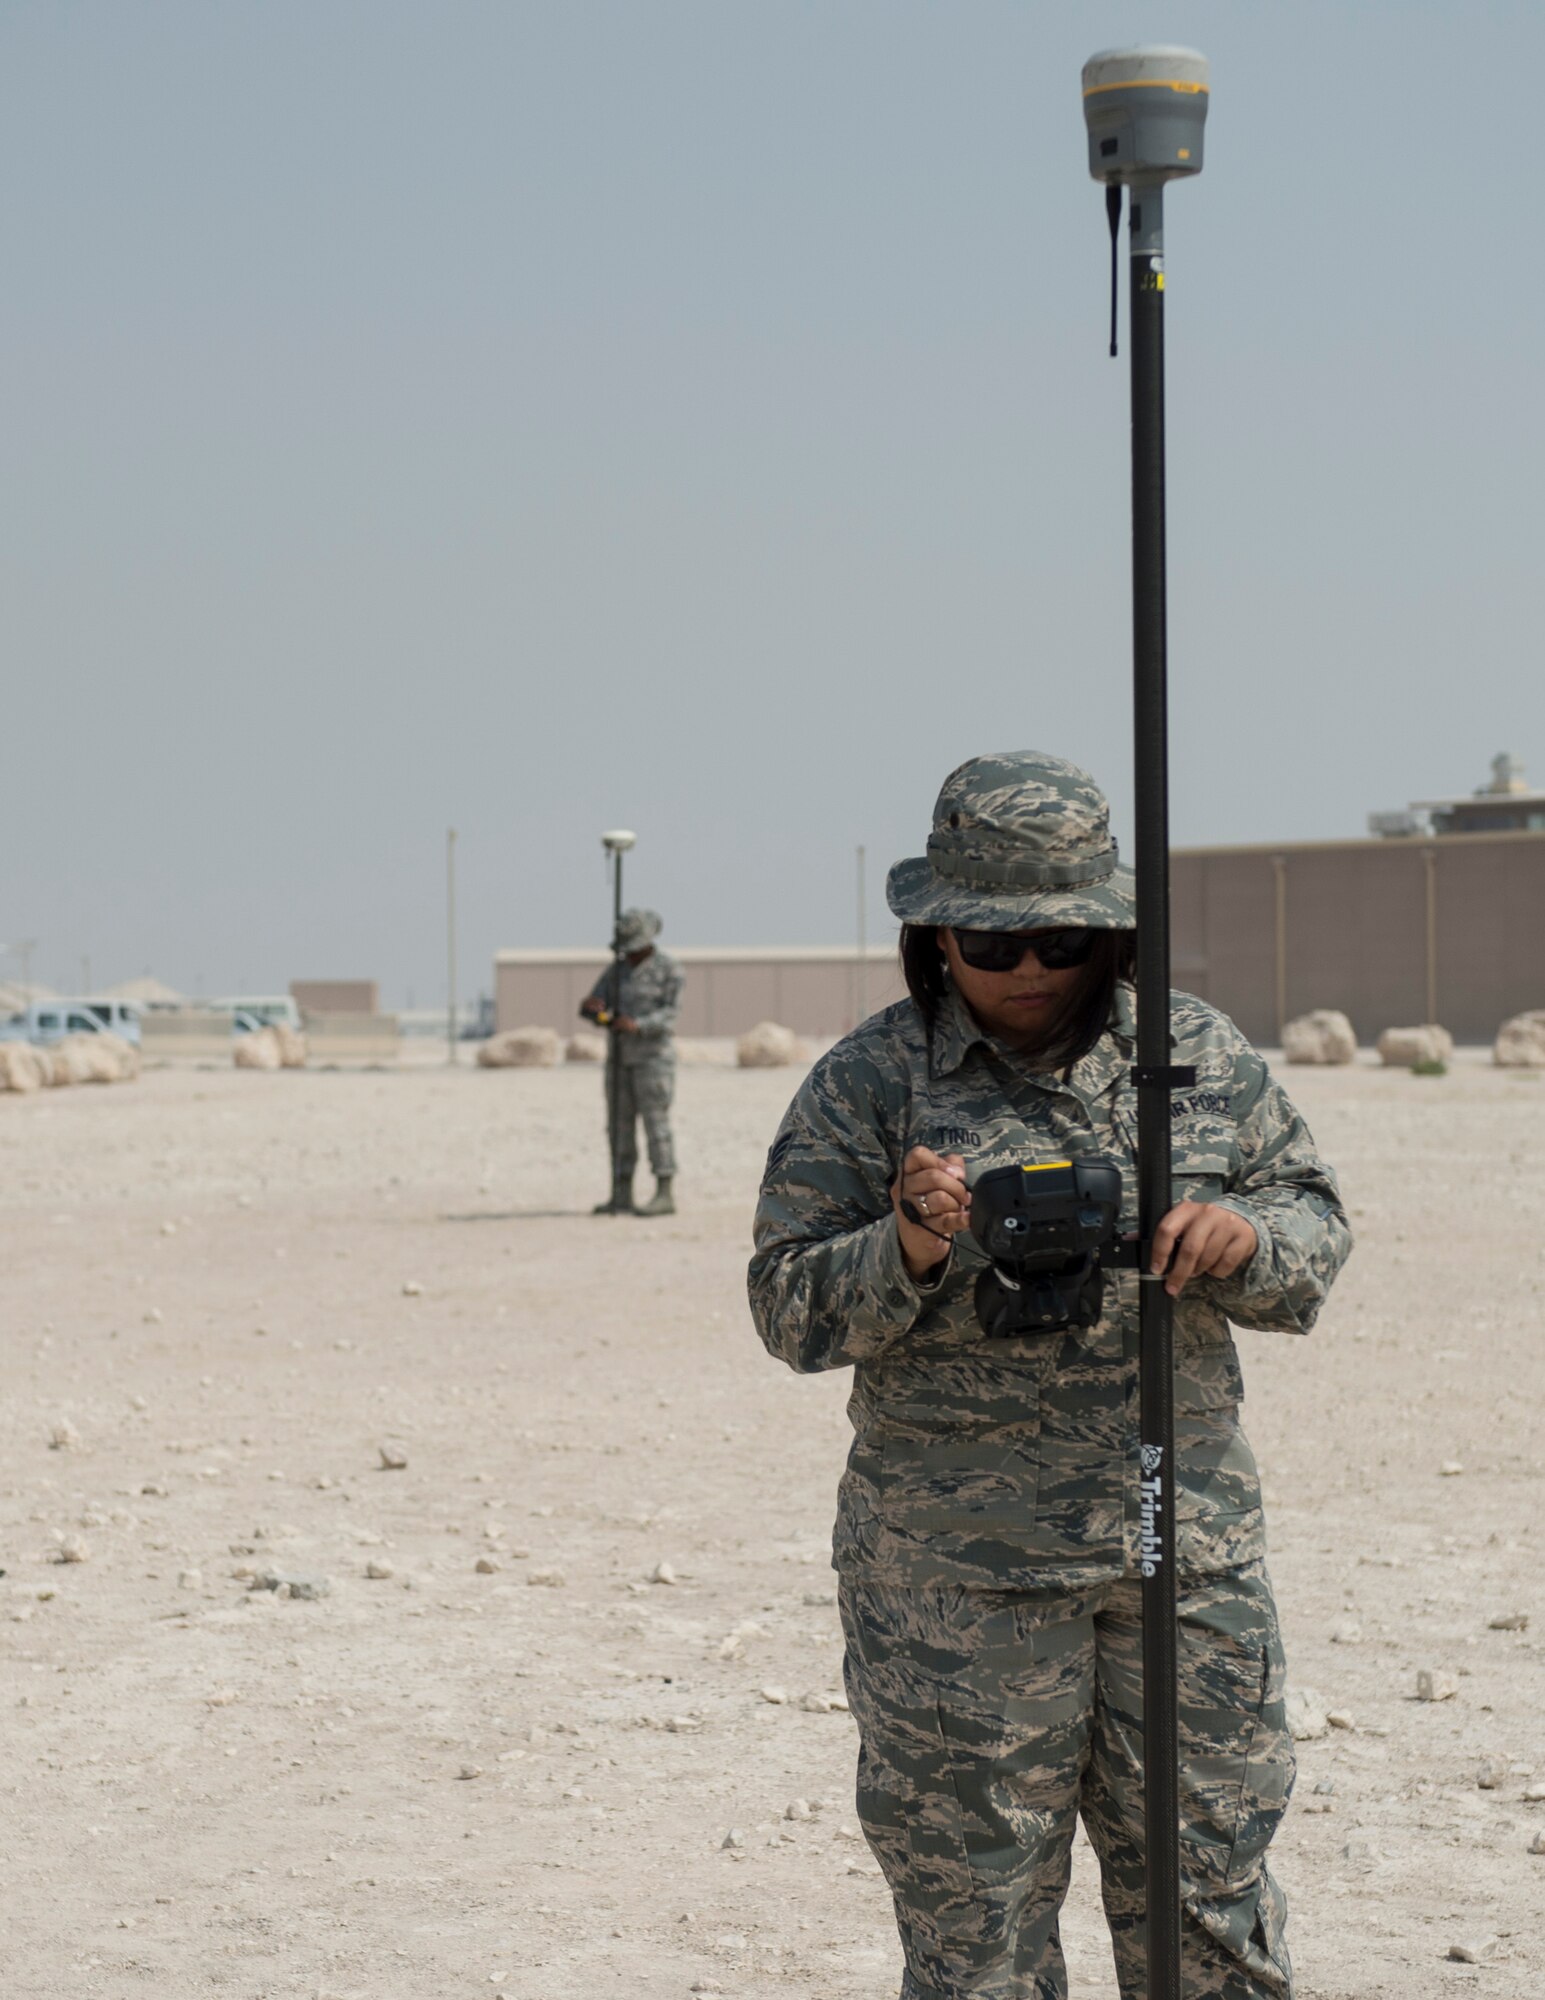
[616,907,662,951]
[887,751,1136,932]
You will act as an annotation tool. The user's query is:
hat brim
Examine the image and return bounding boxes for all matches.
[886,855,1136,933]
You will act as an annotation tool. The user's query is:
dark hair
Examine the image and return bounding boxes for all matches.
[899,923,1136,1073]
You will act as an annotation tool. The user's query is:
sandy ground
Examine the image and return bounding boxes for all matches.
[3,1050,1543,2000]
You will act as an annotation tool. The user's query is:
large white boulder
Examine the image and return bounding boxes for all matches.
[736,1020,805,1069]
[1494,1010,1545,1067]
[54,1031,139,1084]
[1377,1024,1454,1068]
[273,1023,308,1069]
[478,1026,562,1069]
[565,1031,607,1064]
[0,1043,52,1093]
[233,1027,283,1070]
[1282,1010,1356,1066]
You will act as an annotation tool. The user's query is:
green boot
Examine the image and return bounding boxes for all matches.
[638,1177,676,1217]
[593,1176,636,1215]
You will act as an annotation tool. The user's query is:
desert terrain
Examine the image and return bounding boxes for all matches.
[2,1048,1542,1999]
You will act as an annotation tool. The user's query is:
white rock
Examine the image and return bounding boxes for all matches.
[1282,1010,1357,1065]
[233,1028,283,1071]
[1487,1611,1529,1631]
[365,1559,394,1580]
[527,1568,565,1588]
[48,1420,80,1451]
[565,1031,607,1064]
[649,1560,678,1586]
[1284,1686,1328,1740]
[474,1556,500,1575]
[1446,1939,1498,1965]
[54,1535,89,1564]
[477,1027,562,1069]
[720,1828,746,1850]
[378,1445,408,1469]
[1416,1669,1458,1702]
[1476,1758,1507,1790]
[0,1042,52,1092]
[736,1020,805,1069]
[1529,1831,1545,1856]
[1329,1617,1363,1645]
[1493,1009,1545,1068]
[784,1798,812,1821]
[1376,1024,1453,1068]
[759,1686,788,1705]
[400,1281,423,1297]
[1326,1709,1357,1732]
[273,1024,308,1068]
[179,1569,203,1590]
[457,1764,482,1780]
[1523,1781,1545,1803]
[1440,1460,1465,1477]
[50,1031,140,1085]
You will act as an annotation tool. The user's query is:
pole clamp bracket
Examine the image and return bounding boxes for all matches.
[1129,1064,1197,1088]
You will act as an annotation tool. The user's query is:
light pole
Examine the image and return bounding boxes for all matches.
[447,828,459,1065]
[1082,45,1210,2000]
[3,939,39,1001]
[856,844,868,1024]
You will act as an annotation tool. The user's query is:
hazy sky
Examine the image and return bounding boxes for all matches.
[4,2,1541,1006]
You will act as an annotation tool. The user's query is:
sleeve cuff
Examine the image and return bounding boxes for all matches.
[846,1216,941,1341]
[1209,1197,1272,1296]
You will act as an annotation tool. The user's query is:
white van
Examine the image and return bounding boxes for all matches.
[0,999,141,1046]
[209,995,302,1033]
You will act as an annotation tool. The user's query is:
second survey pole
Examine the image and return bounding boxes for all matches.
[600,829,637,1201]
[1082,44,1211,2000]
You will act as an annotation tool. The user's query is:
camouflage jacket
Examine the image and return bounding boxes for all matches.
[748,981,1351,1589]
[584,948,682,1066]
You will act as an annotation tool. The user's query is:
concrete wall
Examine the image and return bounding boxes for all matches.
[301,1011,401,1058]
[140,1011,237,1059]
[494,947,907,1039]
[1172,831,1545,1045]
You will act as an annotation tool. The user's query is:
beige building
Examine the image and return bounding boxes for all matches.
[495,945,906,1040]
[1172,827,1545,1047]
[291,979,380,1015]
[497,763,1545,1048]
[497,835,1545,1050]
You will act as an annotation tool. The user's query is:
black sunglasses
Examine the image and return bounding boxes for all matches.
[951,927,1098,973]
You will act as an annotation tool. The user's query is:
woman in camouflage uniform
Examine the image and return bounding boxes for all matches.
[748,752,1350,2000]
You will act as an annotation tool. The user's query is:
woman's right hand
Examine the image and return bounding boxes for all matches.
[891,1146,970,1280]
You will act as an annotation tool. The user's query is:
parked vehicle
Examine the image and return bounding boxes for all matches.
[208,995,301,1033]
[0,998,141,1046]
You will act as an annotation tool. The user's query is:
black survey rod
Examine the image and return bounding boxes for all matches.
[1129,181,1182,2000]
[607,847,626,1192]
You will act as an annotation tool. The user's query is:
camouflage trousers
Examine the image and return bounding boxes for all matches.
[840,1561,1293,2000]
[606,1056,677,1180]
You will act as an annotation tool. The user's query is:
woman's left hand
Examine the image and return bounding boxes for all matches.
[1149,1201,1257,1298]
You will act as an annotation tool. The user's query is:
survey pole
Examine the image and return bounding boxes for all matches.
[1082,46,1210,2000]
[600,830,637,1197]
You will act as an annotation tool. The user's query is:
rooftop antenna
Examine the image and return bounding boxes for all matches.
[1083,45,1210,2000]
